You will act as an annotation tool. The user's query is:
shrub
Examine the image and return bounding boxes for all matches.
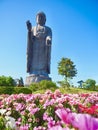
[0,87,32,94]
[83,79,96,90]
[13,87,32,94]
[0,76,15,86]
[96,85,98,90]
[58,80,70,88]
[29,80,58,92]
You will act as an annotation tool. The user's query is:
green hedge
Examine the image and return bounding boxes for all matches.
[0,87,32,94]
[29,80,58,92]
[0,76,15,86]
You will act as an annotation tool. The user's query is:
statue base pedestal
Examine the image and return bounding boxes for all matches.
[25,74,51,86]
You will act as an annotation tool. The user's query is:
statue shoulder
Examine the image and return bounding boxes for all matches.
[45,26,52,31]
[31,26,37,34]
[45,26,52,33]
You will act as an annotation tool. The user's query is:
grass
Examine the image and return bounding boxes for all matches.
[30,87,98,94]
[59,87,98,94]
[0,86,98,94]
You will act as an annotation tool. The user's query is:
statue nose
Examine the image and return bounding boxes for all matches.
[39,17,42,20]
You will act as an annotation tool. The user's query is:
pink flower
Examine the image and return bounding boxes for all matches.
[20,124,29,130]
[48,125,69,130]
[48,120,55,128]
[15,121,21,126]
[16,103,25,111]
[30,108,40,114]
[43,112,48,120]
[72,113,98,130]
[55,108,72,124]
[34,126,46,130]
[54,89,61,97]
[56,108,98,130]
[28,118,32,122]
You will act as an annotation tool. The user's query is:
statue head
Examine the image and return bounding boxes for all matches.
[36,12,46,26]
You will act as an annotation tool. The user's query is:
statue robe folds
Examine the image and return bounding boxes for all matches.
[27,25,52,77]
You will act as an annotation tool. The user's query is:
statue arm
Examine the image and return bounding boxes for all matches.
[46,27,52,46]
[26,20,32,32]
[46,27,52,74]
[26,20,33,73]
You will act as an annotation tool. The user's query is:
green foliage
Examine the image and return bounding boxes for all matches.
[13,87,32,94]
[39,80,57,90]
[10,109,21,120]
[58,58,77,81]
[20,77,24,86]
[59,87,98,94]
[29,80,58,92]
[0,76,15,86]
[58,58,77,88]
[96,85,98,90]
[83,79,96,90]
[0,87,32,94]
[86,79,96,86]
[58,80,70,88]
[0,116,6,129]
[15,77,24,87]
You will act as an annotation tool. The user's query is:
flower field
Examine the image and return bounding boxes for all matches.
[0,90,98,130]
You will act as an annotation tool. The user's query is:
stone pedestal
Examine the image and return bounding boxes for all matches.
[25,74,51,86]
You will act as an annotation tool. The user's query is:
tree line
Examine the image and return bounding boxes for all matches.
[0,57,97,90]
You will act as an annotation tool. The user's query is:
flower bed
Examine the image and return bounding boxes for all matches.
[0,90,98,130]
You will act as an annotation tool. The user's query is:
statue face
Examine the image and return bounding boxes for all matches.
[36,13,46,26]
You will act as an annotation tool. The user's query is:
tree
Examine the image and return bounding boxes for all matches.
[0,76,15,86]
[19,77,24,86]
[6,76,15,86]
[58,58,77,87]
[14,77,24,87]
[83,79,96,90]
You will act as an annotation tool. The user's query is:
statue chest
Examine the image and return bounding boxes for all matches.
[33,26,47,39]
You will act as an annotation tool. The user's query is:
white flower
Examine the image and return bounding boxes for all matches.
[0,109,6,115]
[6,111,11,116]
[5,116,16,129]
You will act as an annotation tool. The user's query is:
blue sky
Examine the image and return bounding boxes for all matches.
[0,0,98,86]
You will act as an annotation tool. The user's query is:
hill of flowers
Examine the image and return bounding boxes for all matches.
[0,90,98,130]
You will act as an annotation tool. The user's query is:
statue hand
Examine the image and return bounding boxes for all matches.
[46,36,51,46]
[26,20,32,31]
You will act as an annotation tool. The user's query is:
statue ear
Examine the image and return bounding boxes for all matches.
[44,17,46,22]
[44,18,46,24]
